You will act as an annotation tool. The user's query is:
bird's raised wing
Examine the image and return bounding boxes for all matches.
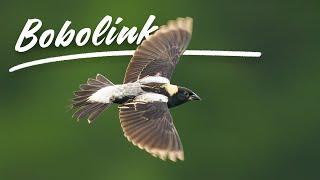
[123,17,193,83]
[119,93,184,161]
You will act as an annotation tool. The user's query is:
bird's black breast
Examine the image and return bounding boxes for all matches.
[167,95,187,108]
[113,95,136,104]
[141,83,187,108]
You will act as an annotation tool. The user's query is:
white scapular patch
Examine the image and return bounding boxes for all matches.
[135,93,168,103]
[138,76,170,84]
[163,84,178,96]
[87,85,120,103]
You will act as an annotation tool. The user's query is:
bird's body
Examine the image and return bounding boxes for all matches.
[86,76,196,108]
[71,17,200,161]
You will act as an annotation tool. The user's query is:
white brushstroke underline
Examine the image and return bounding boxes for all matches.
[9,50,262,72]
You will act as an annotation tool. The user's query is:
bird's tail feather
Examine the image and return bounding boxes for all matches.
[71,74,114,123]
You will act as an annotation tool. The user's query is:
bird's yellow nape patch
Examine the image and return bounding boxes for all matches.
[163,84,178,96]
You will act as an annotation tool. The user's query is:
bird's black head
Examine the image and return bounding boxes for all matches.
[167,86,201,108]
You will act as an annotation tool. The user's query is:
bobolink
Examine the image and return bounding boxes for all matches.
[71,17,200,161]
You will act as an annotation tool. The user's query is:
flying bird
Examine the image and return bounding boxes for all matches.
[71,17,200,161]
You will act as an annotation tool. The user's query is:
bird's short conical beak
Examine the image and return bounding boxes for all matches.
[189,93,201,101]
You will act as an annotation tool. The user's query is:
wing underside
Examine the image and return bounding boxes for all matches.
[119,94,184,161]
[123,17,193,83]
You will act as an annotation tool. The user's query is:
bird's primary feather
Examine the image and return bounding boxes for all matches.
[123,17,193,83]
[119,97,184,161]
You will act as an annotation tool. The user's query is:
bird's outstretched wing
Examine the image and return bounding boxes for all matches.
[119,93,184,161]
[123,17,193,83]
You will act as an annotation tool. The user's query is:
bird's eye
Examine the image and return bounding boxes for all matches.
[184,91,189,97]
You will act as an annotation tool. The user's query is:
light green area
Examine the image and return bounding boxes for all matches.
[0,0,319,179]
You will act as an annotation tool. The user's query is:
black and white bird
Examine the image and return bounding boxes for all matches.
[71,17,200,161]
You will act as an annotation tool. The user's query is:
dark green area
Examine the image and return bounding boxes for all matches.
[1,0,319,179]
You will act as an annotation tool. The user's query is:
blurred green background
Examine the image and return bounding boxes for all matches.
[1,0,319,179]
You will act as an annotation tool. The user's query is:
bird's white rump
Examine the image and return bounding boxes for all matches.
[87,85,119,103]
[87,83,144,103]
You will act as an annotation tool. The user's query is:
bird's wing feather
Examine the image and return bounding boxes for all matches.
[123,17,193,83]
[119,93,184,161]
